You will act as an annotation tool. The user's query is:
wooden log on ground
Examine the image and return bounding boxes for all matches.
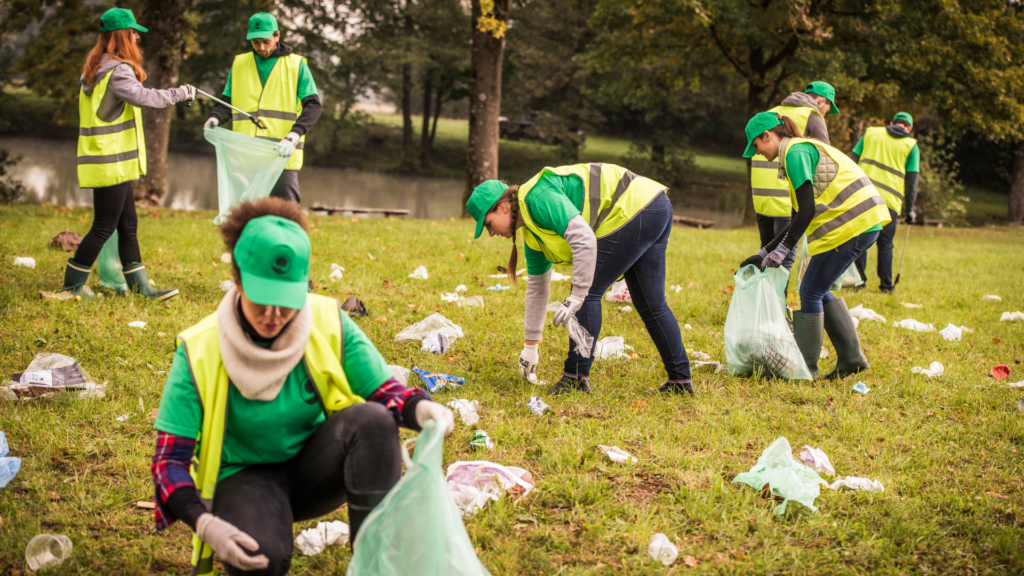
[672,215,715,229]
[310,204,411,218]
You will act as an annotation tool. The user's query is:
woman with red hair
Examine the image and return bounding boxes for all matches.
[61,7,195,301]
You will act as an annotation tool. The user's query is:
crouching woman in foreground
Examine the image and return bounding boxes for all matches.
[150,198,453,576]
[740,112,890,379]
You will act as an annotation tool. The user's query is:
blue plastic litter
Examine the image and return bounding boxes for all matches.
[486,284,511,291]
[0,431,22,489]
[412,368,465,393]
[852,382,870,395]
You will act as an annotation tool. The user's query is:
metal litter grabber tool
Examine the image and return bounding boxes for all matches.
[894,221,911,287]
[194,88,268,130]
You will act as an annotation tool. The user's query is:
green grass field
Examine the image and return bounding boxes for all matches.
[1,204,1022,574]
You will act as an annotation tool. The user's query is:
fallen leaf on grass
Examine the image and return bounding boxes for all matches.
[48,491,60,501]
[993,338,1001,344]
[684,555,698,567]
[723,286,734,294]
[986,492,1008,500]
[374,316,387,323]
[381,279,392,287]
[688,281,697,288]
[631,400,647,411]
[828,397,836,409]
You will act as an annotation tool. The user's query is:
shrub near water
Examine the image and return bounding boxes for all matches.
[0,204,1022,574]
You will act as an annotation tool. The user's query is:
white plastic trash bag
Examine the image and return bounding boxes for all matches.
[446,399,480,426]
[204,127,288,226]
[938,323,971,341]
[593,337,633,360]
[848,304,886,323]
[13,256,36,268]
[648,533,678,566]
[295,521,349,556]
[830,476,884,492]
[1000,311,1024,322]
[893,319,935,332]
[911,361,944,378]
[408,266,429,279]
[724,265,812,380]
[798,446,836,476]
[396,313,463,343]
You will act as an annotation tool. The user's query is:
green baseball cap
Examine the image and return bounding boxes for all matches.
[233,216,310,309]
[466,180,509,239]
[893,112,913,126]
[742,112,784,159]
[247,13,279,40]
[99,8,148,34]
[805,81,839,115]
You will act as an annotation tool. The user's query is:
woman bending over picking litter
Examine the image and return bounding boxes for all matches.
[739,112,890,379]
[466,165,693,396]
[151,198,454,576]
[62,8,197,301]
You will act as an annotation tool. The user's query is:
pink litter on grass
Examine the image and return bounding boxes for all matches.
[989,365,1010,381]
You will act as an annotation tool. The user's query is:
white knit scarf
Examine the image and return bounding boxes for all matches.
[216,287,312,401]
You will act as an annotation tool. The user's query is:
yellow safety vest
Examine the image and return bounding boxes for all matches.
[230,52,306,170]
[519,163,667,264]
[750,105,822,217]
[77,67,147,189]
[781,138,891,256]
[178,294,361,576]
[857,126,917,213]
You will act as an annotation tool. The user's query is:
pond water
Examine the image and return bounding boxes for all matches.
[0,136,742,227]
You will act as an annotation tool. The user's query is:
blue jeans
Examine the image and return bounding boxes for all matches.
[564,193,691,382]
[800,230,881,314]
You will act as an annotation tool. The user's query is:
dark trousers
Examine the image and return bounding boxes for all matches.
[854,208,899,291]
[565,193,691,383]
[212,403,402,576]
[755,213,796,270]
[801,230,880,314]
[72,181,142,267]
[270,170,301,204]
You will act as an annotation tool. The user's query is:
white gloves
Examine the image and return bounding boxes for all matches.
[552,294,585,328]
[196,513,269,572]
[203,117,219,131]
[519,343,539,380]
[275,132,301,156]
[179,84,196,104]
[415,400,454,435]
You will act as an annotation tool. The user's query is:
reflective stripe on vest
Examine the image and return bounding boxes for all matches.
[77,69,147,188]
[518,163,667,264]
[230,53,307,170]
[179,294,359,576]
[750,105,823,217]
[857,126,917,213]
[782,138,892,256]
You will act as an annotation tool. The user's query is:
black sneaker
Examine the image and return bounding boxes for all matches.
[548,375,591,396]
[658,381,694,396]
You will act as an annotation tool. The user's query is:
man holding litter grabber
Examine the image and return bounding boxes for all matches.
[851,112,920,293]
[204,13,321,204]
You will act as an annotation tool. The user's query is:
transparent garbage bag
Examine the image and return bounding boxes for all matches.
[347,420,491,576]
[204,127,289,225]
[724,265,812,380]
[97,230,127,292]
[395,313,464,343]
[732,437,826,515]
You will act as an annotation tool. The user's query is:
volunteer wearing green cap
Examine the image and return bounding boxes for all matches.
[749,80,838,271]
[61,7,197,301]
[150,198,453,576]
[739,112,890,379]
[204,13,322,204]
[850,112,920,293]
[467,165,694,396]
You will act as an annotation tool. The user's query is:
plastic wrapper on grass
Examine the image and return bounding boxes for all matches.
[2,353,107,400]
[593,336,631,360]
[598,445,637,464]
[295,521,349,556]
[733,437,826,515]
[724,265,812,380]
[893,319,935,332]
[912,362,944,378]
[830,476,884,492]
[446,460,533,518]
[396,313,463,343]
[446,399,480,426]
[0,431,22,488]
[388,365,411,385]
[648,533,678,566]
[412,367,465,393]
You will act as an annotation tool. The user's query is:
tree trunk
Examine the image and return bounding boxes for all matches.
[136,0,191,205]
[420,71,433,169]
[463,0,510,215]
[401,63,414,169]
[1010,139,1024,224]
[429,86,442,148]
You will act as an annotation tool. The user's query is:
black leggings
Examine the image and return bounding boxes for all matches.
[72,181,141,266]
[212,403,402,576]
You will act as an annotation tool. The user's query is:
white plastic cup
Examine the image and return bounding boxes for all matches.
[25,534,72,572]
